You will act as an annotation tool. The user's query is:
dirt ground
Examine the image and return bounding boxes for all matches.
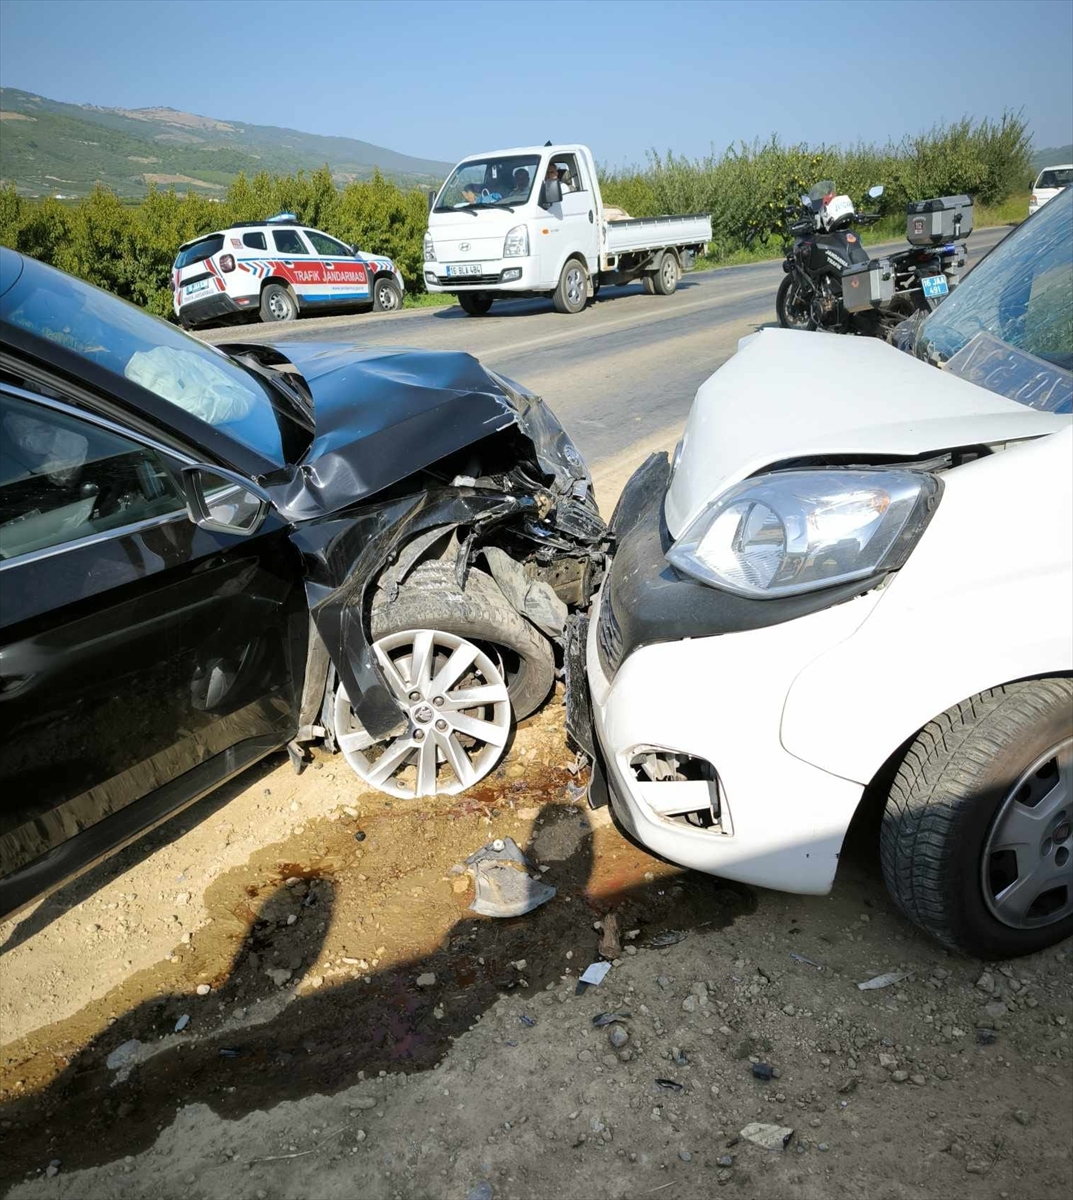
[1,450,1071,1199]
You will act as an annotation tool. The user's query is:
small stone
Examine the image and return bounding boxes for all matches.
[891,1070,909,1083]
[608,1024,629,1049]
[351,1096,377,1110]
[196,984,211,996]
[965,1160,989,1175]
[1013,1109,1031,1126]
[983,1000,1008,1021]
[818,1142,829,1152]
[679,1150,693,1162]
[716,1155,734,1168]
[682,996,697,1013]
[45,1165,59,1178]
[782,1004,796,1016]
[466,1184,494,1200]
[577,1049,593,1063]
[910,1074,926,1087]
[740,1123,794,1151]
[975,971,994,993]
[656,975,671,991]
[416,973,437,988]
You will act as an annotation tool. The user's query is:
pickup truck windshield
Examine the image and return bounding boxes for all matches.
[917,186,1072,413]
[436,155,540,210]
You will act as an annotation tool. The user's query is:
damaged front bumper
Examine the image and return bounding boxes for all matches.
[574,454,872,895]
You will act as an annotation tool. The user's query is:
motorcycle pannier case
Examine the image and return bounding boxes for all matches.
[842,258,894,312]
[906,196,974,246]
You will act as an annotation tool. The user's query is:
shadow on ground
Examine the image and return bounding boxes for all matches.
[0,801,755,1185]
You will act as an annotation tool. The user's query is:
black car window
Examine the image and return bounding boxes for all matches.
[174,235,224,270]
[242,231,268,250]
[304,230,352,257]
[272,229,308,255]
[0,393,186,561]
[0,255,295,464]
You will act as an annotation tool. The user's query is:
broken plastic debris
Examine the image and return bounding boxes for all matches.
[465,837,556,918]
[105,1039,142,1072]
[579,961,612,987]
[751,1062,774,1081]
[740,1122,794,1150]
[174,1014,191,1033]
[655,1078,684,1092]
[647,930,688,948]
[789,952,823,969]
[857,971,910,991]
[519,1015,536,1027]
[592,1011,632,1028]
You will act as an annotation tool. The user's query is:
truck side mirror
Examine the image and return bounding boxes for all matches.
[540,178,562,208]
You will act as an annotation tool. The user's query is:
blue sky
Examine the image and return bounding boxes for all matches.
[1,0,1071,165]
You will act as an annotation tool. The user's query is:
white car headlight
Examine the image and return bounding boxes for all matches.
[423,232,436,262]
[666,469,941,598]
[503,224,529,258]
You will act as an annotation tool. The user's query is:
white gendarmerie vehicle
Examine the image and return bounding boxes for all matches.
[172,214,405,328]
[579,187,1073,958]
[422,143,712,315]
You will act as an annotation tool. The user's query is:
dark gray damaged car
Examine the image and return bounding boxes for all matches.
[0,247,606,919]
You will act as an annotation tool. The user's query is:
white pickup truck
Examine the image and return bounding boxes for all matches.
[422,143,712,315]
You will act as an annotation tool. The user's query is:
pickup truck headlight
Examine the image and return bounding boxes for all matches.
[503,224,529,257]
[423,232,436,262]
[666,469,941,599]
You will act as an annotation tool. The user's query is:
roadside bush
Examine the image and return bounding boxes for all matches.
[0,111,1032,314]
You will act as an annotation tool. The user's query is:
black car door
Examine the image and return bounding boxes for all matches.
[0,384,308,915]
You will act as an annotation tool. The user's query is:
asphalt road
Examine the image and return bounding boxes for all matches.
[202,226,1011,499]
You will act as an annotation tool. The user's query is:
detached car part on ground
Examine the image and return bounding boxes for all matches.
[576,187,1072,959]
[0,247,606,919]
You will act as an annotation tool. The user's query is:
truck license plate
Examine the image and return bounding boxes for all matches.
[921,275,949,299]
[445,263,482,277]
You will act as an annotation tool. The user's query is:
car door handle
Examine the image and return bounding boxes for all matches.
[588,211,594,223]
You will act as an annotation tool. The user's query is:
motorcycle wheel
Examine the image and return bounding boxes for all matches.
[776,275,816,331]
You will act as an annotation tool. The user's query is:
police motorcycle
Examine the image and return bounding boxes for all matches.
[776,181,973,341]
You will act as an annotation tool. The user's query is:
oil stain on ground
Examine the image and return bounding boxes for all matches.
[0,765,753,1184]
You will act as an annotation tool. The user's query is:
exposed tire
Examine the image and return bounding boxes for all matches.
[458,292,494,317]
[880,679,1073,959]
[260,282,298,323]
[553,258,588,314]
[776,274,816,330]
[642,276,656,295]
[371,560,554,721]
[373,276,403,312]
[651,251,679,295]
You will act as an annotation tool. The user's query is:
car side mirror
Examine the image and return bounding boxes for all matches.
[182,465,270,536]
[868,185,885,199]
[350,244,360,256]
[428,188,436,212]
[540,178,563,208]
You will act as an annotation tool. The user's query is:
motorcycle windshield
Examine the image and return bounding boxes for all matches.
[809,180,836,205]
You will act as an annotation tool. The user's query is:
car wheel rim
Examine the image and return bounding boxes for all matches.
[981,736,1073,930]
[269,292,290,319]
[662,258,676,288]
[378,284,398,310]
[565,266,583,306]
[334,628,511,799]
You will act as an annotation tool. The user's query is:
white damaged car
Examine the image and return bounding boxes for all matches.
[578,188,1072,958]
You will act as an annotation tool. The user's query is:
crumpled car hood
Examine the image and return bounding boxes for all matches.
[238,342,579,522]
[665,327,1071,538]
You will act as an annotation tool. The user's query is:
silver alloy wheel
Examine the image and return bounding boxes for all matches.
[565,264,585,307]
[376,280,400,310]
[981,736,1073,929]
[661,254,678,289]
[334,628,511,799]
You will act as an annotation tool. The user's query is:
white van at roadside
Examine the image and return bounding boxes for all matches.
[422,144,712,315]
[1029,164,1072,215]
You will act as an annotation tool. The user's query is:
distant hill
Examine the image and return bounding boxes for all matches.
[1032,144,1073,172]
[0,86,454,198]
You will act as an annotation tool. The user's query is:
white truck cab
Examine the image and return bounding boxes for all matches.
[422,144,711,315]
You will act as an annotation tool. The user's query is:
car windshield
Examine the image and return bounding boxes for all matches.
[435,155,540,210]
[916,186,1073,413]
[0,251,308,465]
[1036,168,1073,190]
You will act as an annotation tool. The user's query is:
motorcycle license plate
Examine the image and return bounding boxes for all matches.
[445,263,482,277]
[922,275,949,300]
